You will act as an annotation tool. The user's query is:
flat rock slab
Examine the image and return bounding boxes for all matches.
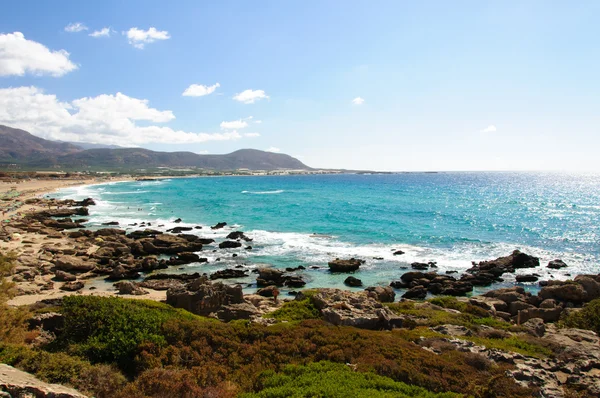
[0,364,88,398]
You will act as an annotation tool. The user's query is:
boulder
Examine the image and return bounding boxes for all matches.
[365,286,395,303]
[226,231,252,241]
[219,240,242,249]
[344,276,363,287]
[516,274,539,283]
[399,271,426,283]
[539,282,587,304]
[574,275,600,301]
[284,276,306,288]
[54,270,76,282]
[328,258,364,272]
[52,256,96,272]
[402,286,427,300]
[256,268,285,286]
[114,281,148,295]
[216,303,260,322]
[166,279,244,316]
[211,222,227,230]
[60,281,84,292]
[257,285,279,297]
[106,265,140,281]
[522,318,546,337]
[310,289,404,330]
[0,364,88,398]
[210,269,248,280]
[547,259,568,269]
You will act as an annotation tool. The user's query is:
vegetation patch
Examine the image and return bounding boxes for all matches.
[263,297,321,322]
[559,298,600,335]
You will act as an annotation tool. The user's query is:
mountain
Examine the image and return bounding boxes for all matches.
[0,125,81,162]
[64,141,126,150]
[0,125,310,171]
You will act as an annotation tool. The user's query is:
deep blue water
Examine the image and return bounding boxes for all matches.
[55,172,600,292]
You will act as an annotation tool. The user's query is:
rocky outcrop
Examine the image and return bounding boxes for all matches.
[219,241,242,249]
[344,276,363,287]
[328,258,364,272]
[114,281,148,295]
[166,278,246,319]
[365,286,395,302]
[255,267,305,288]
[547,259,568,269]
[308,289,404,330]
[59,281,84,291]
[0,364,88,398]
[210,269,248,280]
[52,256,96,273]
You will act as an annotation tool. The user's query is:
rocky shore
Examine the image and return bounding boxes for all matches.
[2,196,600,397]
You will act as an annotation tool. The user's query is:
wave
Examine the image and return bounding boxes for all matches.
[241,190,284,195]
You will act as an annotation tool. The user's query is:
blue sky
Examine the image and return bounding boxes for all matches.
[1,0,599,171]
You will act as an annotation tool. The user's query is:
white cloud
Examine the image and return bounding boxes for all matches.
[220,119,248,130]
[266,147,281,153]
[182,83,220,97]
[244,133,260,137]
[254,120,262,124]
[0,86,247,145]
[352,97,365,105]
[0,32,77,77]
[480,125,497,133]
[125,27,170,49]
[233,89,269,104]
[89,28,111,38]
[64,22,88,33]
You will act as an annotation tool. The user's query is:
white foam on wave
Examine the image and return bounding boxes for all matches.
[241,190,284,195]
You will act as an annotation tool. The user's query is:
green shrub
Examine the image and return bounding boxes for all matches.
[241,361,460,398]
[264,298,321,322]
[56,296,199,372]
[559,298,600,334]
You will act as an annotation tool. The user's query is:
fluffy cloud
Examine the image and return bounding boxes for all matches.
[220,119,248,130]
[182,83,220,97]
[233,89,268,104]
[89,28,111,38]
[266,147,281,153]
[352,97,365,105]
[0,32,77,77]
[0,86,245,145]
[480,125,497,133]
[125,27,170,49]
[64,22,88,33]
[244,133,260,137]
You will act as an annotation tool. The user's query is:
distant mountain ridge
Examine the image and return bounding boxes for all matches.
[0,125,310,171]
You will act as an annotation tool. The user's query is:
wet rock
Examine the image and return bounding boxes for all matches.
[166,226,193,233]
[402,285,427,300]
[257,285,279,297]
[393,250,405,256]
[101,221,119,226]
[365,286,395,302]
[547,259,568,269]
[173,218,182,223]
[219,240,242,249]
[256,268,285,286]
[284,276,306,288]
[328,258,364,272]
[516,274,539,283]
[211,222,227,230]
[60,281,84,291]
[226,231,252,241]
[285,266,306,272]
[210,269,248,280]
[114,281,148,295]
[344,276,363,287]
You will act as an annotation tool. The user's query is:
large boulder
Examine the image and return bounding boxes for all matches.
[59,281,84,292]
[210,269,248,280]
[365,286,395,303]
[114,281,148,295]
[256,268,285,286]
[539,282,587,304]
[328,258,364,273]
[52,256,96,272]
[219,240,242,249]
[344,276,363,287]
[402,286,427,300]
[166,278,244,316]
[310,289,404,330]
[574,275,600,301]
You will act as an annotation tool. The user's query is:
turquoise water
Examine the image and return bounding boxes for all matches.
[55,172,600,292]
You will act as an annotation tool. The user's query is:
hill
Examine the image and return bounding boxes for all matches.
[0,125,310,171]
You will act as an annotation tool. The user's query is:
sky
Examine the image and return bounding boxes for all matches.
[0,0,599,171]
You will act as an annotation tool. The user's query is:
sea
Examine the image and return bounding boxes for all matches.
[52,172,600,294]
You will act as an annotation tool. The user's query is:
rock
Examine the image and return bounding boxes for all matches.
[59,281,84,291]
[344,276,363,287]
[106,265,140,281]
[522,318,546,337]
[393,250,405,256]
[519,307,564,323]
[28,312,64,333]
[365,286,395,302]
[328,258,365,273]
[399,271,426,283]
[284,276,306,288]
[310,288,404,330]
[166,226,193,234]
[101,221,119,226]
[139,279,184,291]
[516,274,539,283]
[219,240,242,249]
[508,301,535,316]
[94,228,125,237]
[431,324,473,337]
[216,302,260,322]
[173,218,182,223]
[547,259,568,269]
[257,285,279,297]
[0,364,88,398]
[166,278,244,316]
[402,286,427,300]
[114,281,148,295]
[52,255,96,272]
[211,222,227,230]
[467,250,540,282]
[54,270,76,282]
[539,282,586,304]
[573,275,600,301]
[226,231,252,241]
[210,269,248,280]
[483,287,526,304]
[173,252,203,264]
[256,268,285,286]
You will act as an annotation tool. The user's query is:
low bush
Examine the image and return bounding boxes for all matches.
[559,298,600,335]
[263,297,321,322]
[241,361,460,397]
